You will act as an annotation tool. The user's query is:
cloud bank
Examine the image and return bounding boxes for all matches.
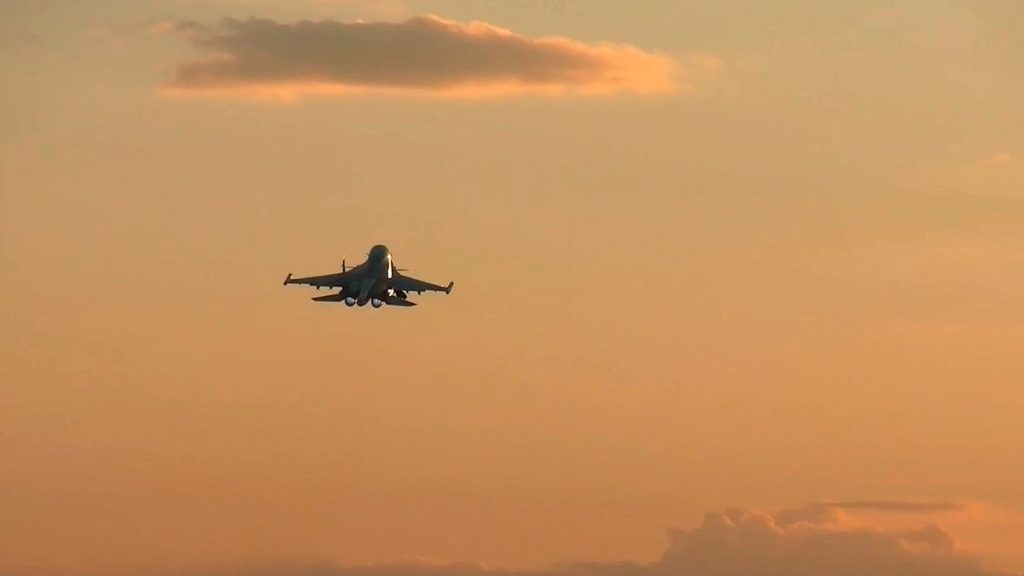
[163,16,678,101]
[654,506,995,576]
[199,504,1015,576]
[813,500,964,513]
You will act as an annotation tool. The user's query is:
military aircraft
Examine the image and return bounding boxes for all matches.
[283,244,453,308]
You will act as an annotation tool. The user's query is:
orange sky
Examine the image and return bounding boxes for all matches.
[2,2,1023,575]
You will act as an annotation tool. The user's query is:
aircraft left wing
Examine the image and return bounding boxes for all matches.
[283,269,356,288]
[393,274,454,295]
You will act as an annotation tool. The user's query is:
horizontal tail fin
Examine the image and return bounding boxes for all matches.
[311,292,346,302]
[385,296,417,307]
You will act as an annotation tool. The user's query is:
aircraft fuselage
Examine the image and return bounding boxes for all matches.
[351,244,397,306]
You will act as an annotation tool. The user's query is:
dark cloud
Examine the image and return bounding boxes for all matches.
[188,506,1014,576]
[653,507,998,576]
[163,16,678,100]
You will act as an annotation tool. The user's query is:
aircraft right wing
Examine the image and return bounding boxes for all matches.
[392,274,454,295]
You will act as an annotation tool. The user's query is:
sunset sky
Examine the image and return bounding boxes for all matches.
[2,1,1023,575]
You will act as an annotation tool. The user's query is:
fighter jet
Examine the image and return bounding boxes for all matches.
[283,244,453,308]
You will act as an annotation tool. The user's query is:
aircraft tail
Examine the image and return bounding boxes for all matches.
[385,296,417,307]
[311,292,346,302]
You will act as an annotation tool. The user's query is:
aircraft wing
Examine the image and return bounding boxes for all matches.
[283,268,360,288]
[393,274,454,294]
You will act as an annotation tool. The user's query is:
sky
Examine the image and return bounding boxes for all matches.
[2,1,1024,575]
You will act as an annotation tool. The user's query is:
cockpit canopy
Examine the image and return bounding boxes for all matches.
[368,244,390,262]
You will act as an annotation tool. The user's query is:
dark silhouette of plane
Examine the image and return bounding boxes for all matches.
[283,244,453,308]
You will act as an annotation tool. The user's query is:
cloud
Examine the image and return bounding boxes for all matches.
[186,505,1016,576]
[162,16,679,101]
[653,507,1005,576]
[812,500,964,513]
